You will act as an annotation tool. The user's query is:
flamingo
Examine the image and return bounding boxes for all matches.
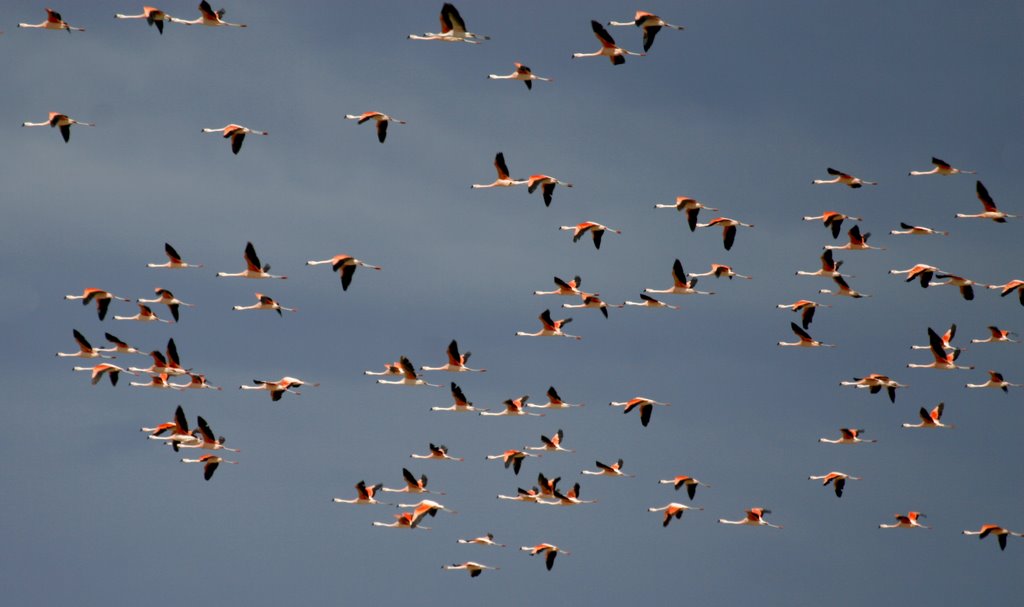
[114,6,173,34]
[839,374,907,403]
[539,483,596,506]
[929,273,989,301]
[65,288,130,321]
[306,254,381,291]
[479,396,544,417]
[609,397,670,427]
[655,196,718,232]
[171,373,222,391]
[332,481,390,505]
[516,309,581,340]
[802,211,862,239]
[890,222,949,236]
[381,468,442,495]
[57,330,114,359]
[909,157,975,176]
[608,11,685,51]
[74,363,136,386]
[528,175,573,207]
[658,476,711,501]
[907,328,973,370]
[823,225,885,251]
[536,473,561,499]
[408,3,488,43]
[130,373,182,390]
[232,293,295,315]
[170,1,246,27]
[956,181,1017,222]
[521,544,570,571]
[343,112,405,143]
[796,249,851,279]
[971,326,1018,344]
[525,429,574,453]
[18,8,84,32]
[778,322,834,348]
[138,288,194,322]
[965,370,1020,392]
[497,487,542,502]
[581,459,633,478]
[372,511,429,530]
[96,333,144,356]
[485,450,540,475]
[240,377,318,401]
[431,382,485,413]
[989,280,1024,305]
[201,124,267,154]
[376,357,441,387]
[128,344,185,377]
[561,293,622,318]
[624,294,679,309]
[903,403,954,429]
[457,534,505,548]
[23,112,94,143]
[113,303,172,324]
[472,152,526,188]
[421,340,485,372]
[962,525,1024,551]
[217,242,286,279]
[808,472,861,498]
[690,263,752,280]
[560,221,620,250]
[141,405,191,445]
[819,428,876,445]
[442,562,496,577]
[718,508,782,528]
[911,324,958,352]
[394,499,457,516]
[181,416,239,452]
[534,275,584,297]
[488,63,551,89]
[526,386,583,410]
[819,275,870,298]
[571,20,644,65]
[147,243,203,269]
[776,300,829,330]
[812,167,877,188]
[649,503,702,527]
[695,217,755,251]
[410,443,463,462]
[888,264,939,288]
[644,259,714,296]
[364,361,403,377]
[180,454,237,480]
[879,512,929,530]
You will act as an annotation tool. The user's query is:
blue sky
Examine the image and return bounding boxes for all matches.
[1,1,1022,604]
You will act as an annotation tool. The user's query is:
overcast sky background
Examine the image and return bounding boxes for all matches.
[1,1,1022,604]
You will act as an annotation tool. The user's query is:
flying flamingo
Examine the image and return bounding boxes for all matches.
[115,6,174,34]
[718,508,782,528]
[73,363,136,386]
[608,11,685,51]
[879,512,929,530]
[497,487,542,502]
[581,459,633,478]
[57,330,113,359]
[408,3,488,43]
[23,112,94,143]
[232,293,295,315]
[442,562,497,577]
[819,428,876,445]
[808,472,861,498]
[332,481,390,505]
[988,280,1024,305]
[528,175,573,207]
[170,1,246,27]
[649,503,702,527]
[536,473,561,499]
[562,293,622,318]
[343,112,405,143]
[971,326,1018,344]
[695,217,755,251]
[171,373,222,391]
[431,382,485,413]
[147,243,203,269]
[802,211,862,239]
[812,167,877,188]
[128,343,186,376]
[907,328,973,370]
[180,454,237,480]
[526,386,583,409]
[381,468,442,495]
[65,288,130,321]
[181,416,239,452]
[479,396,544,417]
[376,357,441,387]
[372,511,429,530]
[560,221,620,250]
[965,370,1020,392]
[488,63,551,89]
[472,152,526,188]
[690,263,752,280]
[956,181,1016,222]
[421,340,485,372]
[113,303,172,323]
[457,534,505,548]
[819,275,870,298]
[776,300,829,330]
[890,222,949,236]
[654,196,718,232]
[539,483,596,506]
[520,544,570,570]
[888,263,939,288]
[217,242,286,279]
[609,397,670,427]
[138,288,194,322]
[410,443,463,462]
[929,273,989,301]
[910,324,958,352]
[796,249,850,279]
[140,405,190,443]
[97,333,144,356]
[18,8,85,32]
[839,374,907,403]
[778,322,834,348]
[364,361,403,377]
[962,525,1023,551]
[396,499,457,517]
[644,259,714,296]
[902,403,953,429]
[201,124,267,154]
[306,254,381,291]
[240,377,318,401]
[658,476,711,500]
[534,275,584,296]
[516,309,581,340]
[129,373,181,390]
[823,225,885,251]
[485,450,540,475]
[524,429,574,453]
[909,157,975,176]
[571,20,644,65]
[624,294,679,309]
